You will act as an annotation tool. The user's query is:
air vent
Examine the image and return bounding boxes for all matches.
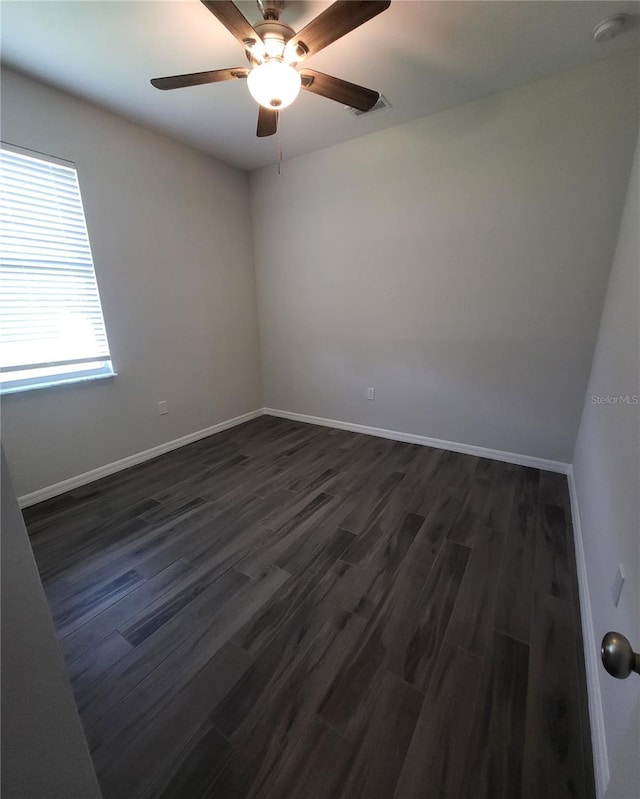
[348,94,391,116]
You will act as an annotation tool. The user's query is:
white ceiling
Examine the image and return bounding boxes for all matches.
[1,1,638,171]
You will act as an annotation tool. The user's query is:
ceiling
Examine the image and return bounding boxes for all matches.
[1,1,638,171]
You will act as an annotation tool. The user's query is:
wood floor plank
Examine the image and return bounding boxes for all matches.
[388,539,470,691]
[398,445,443,495]
[237,491,342,578]
[61,559,194,665]
[118,560,243,647]
[264,491,357,568]
[494,466,539,644]
[150,455,247,505]
[446,474,491,546]
[393,641,482,799]
[534,502,573,603]
[209,609,367,798]
[187,520,278,583]
[542,472,583,636]
[75,466,200,522]
[43,500,213,594]
[135,493,266,577]
[339,512,425,621]
[273,513,356,575]
[216,571,364,747]
[22,489,91,526]
[458,632,530,799]
[522,592,586,799]
[98,642,253,799]
[67,631,133,695]
[30,497,156,552]
[129,514,226,578]
[262,715,353,799]
[317,540,468,739]
[53,567,146,637]
[573,630,597,799]
[231,526,356,657]
[445,525,505,658]
[75,567,252,728]
[88,566,289,760]
[481,462,518,534]
[139,494,209,522]
[340,475,408,535]
[336,670,424,799]
[417,484,465,544]
[261,486,334,532]
[37,515,152,582]
[538,470,571,513]
[340,441,399,496]
[197,464,273,504]
[341,490,417,564]
[405,449,472,517]
[157,722,232,799]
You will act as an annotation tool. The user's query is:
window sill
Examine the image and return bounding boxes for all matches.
[0,371,117,397]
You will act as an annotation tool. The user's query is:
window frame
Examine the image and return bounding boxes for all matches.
[0,142,116,396]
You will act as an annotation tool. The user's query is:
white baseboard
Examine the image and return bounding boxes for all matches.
[17,409,263,508]
[567,467,609,798]
[264,407,570,474]
[19,406,570,508]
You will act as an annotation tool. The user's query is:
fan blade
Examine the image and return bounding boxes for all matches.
[200,1,261,50]
[257,106,278,137]
[300,69,379,112]
[289,1,390,59]
[151,68,248,90]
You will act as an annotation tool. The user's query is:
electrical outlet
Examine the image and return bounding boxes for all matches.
[367,387,375,401]
[158,400,168,415]
[612,565,625,607]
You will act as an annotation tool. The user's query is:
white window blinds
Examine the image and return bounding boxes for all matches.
[0,144,114,394]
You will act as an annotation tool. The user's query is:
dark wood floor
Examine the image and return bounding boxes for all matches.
[24,415,595,799]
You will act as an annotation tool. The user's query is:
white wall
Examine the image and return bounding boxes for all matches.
[250,50,639,463]
[1,67,262,497]
[572,129,639,799]
[1,447,101,798]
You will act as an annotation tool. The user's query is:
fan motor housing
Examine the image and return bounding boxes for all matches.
[255,20,295,41]
[246,20,296,66]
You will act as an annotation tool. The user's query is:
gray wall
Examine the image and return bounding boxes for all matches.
[572,132,639,799]
[1,448,102,798]
[250,50,639,463]
[1,67,262,498]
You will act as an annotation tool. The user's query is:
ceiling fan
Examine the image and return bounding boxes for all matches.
[151,0,390,137]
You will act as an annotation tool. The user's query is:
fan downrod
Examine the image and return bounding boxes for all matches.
[257,0,285,21]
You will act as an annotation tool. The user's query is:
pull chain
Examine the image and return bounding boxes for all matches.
[277,124,283,175]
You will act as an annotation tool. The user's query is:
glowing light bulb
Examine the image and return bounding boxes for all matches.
[247,60,301,110]
[263,36,285,59]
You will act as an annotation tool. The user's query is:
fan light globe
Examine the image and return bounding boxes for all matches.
[247,60,301,110]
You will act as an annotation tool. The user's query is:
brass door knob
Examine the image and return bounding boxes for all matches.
[601,632,640,679]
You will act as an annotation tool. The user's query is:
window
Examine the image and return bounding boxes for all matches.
[0,143,114,395]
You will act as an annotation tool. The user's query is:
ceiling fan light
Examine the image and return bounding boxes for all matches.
[247,60,301,110]
[263,36,285,59]
[283,40,302,65]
